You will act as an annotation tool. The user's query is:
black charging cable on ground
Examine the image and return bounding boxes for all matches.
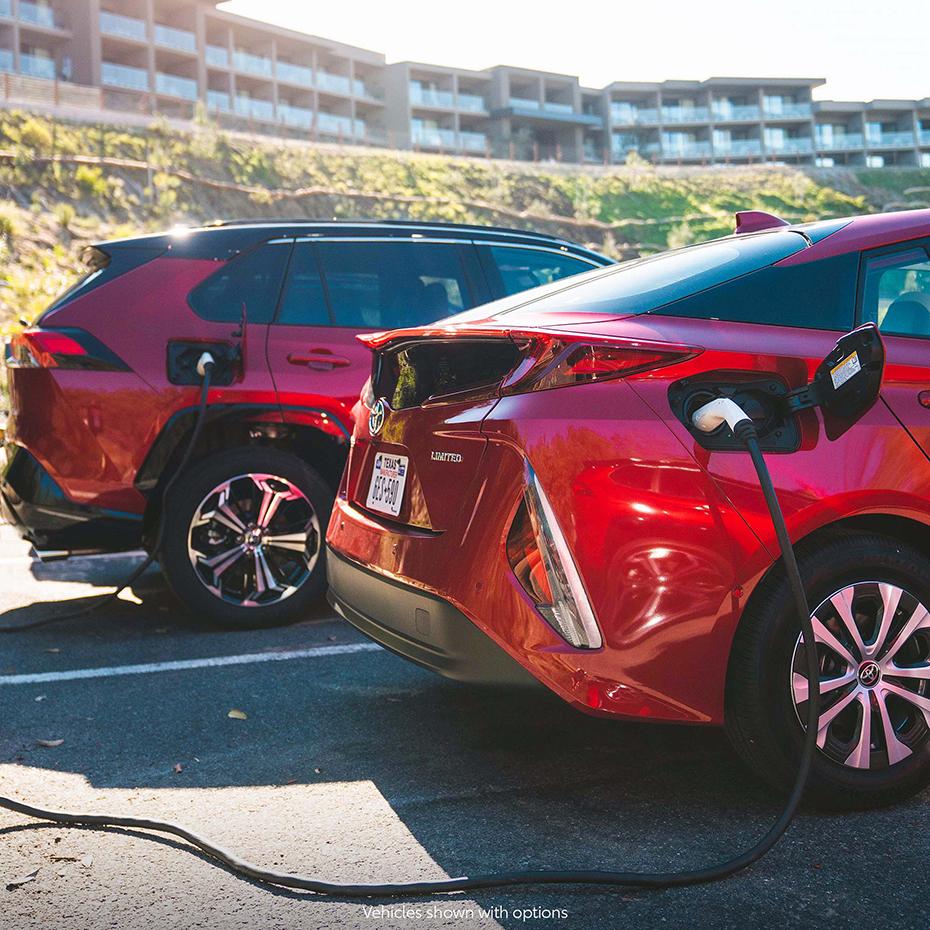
[0,354,217,634]
[0,403,823,896]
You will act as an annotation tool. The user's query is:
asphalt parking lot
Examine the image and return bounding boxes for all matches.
[0,524,928,930]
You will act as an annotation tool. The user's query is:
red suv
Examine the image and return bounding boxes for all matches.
[327,210,930,806]
[2,220,610,626]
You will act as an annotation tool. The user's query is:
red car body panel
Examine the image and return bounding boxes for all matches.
[327,211,930,726]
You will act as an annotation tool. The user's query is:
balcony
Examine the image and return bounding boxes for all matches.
[815,131,864,151]
[544,100,574,114]
[317,111,356,136]
[661,105,710,123]
[509,95,540,110]
[712,103,761,122]
[352,78,378,99]
[764,102,812,119]
[460,130,487,152]
[768,137,814,154]
[867,130,916,149]
[234,95,274,122]
[0,48,12,72]
[278,103,314,128]
[715,138,763,157]
[316,70,351,95]
[156,71,197,100]
[206,90,230,112]
[661,140,712,159]
[154,24,196,53]
[458,92,486,112]
[410,83,454,108]
[19,1,60,29]
[205,44,228,69]
[233,49,273,78]
[412,125,456,148]
[100,11,146,41]
[276,60,313,86]
[101,60,149,92]
[19,52,55,79]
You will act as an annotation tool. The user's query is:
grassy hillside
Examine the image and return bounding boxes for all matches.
[0,108,927,336]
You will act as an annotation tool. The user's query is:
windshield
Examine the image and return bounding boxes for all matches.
[444,229,808,323]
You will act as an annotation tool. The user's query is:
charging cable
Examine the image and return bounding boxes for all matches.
[0,397,823,895]
[0,352,217,634]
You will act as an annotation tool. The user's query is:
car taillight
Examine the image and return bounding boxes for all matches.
[506,461,602,649]
[7,328,129,371]
[502,333,694,395]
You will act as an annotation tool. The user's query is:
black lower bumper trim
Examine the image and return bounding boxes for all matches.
[327,547,537,687]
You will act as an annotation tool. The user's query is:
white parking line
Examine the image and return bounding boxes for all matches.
[0,642,382,686]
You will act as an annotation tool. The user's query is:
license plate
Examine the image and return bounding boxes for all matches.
[365,452,408,517]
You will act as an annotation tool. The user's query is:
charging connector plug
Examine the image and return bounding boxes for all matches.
[196,351,216,378]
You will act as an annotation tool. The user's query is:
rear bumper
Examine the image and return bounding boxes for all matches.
[327,546,537,687]
[1,445,143,554]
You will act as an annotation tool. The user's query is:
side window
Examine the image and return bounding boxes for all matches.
[654,252,858,331]
[315,241,472,328]
[188,241,291,323]
[276,243,330,325]
[486,245,596,296]
[860,247,930,338]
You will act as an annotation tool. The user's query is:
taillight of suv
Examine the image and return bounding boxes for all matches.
[7,327,130,371]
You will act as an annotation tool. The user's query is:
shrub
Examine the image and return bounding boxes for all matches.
[74,164,108,199]
[53,202,76,230]
[18,117,53,152]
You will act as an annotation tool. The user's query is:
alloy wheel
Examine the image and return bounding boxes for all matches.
[187,472,320,608]
[791,581,930,770]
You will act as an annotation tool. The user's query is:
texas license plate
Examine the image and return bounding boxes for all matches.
[365,452,408,517]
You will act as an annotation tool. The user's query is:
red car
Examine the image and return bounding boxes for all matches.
[327,209,930,807]
[2,221,610,627]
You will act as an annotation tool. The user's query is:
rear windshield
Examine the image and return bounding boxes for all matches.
[444,229,807,323]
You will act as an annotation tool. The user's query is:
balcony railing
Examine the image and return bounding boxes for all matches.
[101,60,149,91]
[353,78,377,99]
[611,106,661,125]
[0,48,12,72]
[544,100,574,114]
[206,90,230,112]
[764,102,812,119]
[460,130,488,152]
[100,10,146,41]
[410,83,454,108]
[662,140,713,158]
[233,49,273,78]
[662,106,710,123]
[715,138,763,157]
[768,137,814,154]
[867,130,916,148]
[156,71,197,100]
[815,131,864,151]
[509,96,540,110]
[19,1,60,29]
[712,103,761,122]
[0,1,11,18]
[205,44,228,68]
[278,103,314,128]
[316,70,351,95]
[317,111,357,136]
[19,52,55,80]
[234,95,274,121]
[457,92,486,112]
[154,23,196,53]
[412,125,456,148]
[276,60,313,86]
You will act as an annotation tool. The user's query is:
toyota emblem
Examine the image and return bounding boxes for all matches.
[369,398,386,436]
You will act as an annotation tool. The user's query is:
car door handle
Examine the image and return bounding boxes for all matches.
[287,351,352,370]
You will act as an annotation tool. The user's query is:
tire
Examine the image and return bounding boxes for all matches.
[726,531,930,810]
[159,447,332,629]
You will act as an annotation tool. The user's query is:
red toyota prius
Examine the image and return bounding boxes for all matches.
[327,210,930,808]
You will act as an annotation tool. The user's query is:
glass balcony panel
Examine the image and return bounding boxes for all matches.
[661,106,710,123]
[100,10,146,41]
[234,95,274,121]
[764,101,812,119]
[921,130,930,145]
[154,24,196,53]
[768,137,813,154]
[317,70,350,95]
[544,101,574,114]
[460,130,487,151]
[0,1,11,18]
[205,44,228,68]
[662,139,712,158]
[816,131,864,151]
[19,52,55,79]
[206,89,230,112]
[353,118,367,137]
[409,82,454,108]
[19,1,58,28]
[277,60,313,86]
[352,78,378,98]
[156,71,197,100]
[0,48,13,72]
[411,124,456,147]
[233,49,273,78]
[317,111,354,135]
[101,60,149,91]
[870,130,916,148]
[712,103,761,121]
[509,96,540,110]
[715,138,762,156]
[457,92,486,112]
[278,103,313,128]
[634,107,660,124]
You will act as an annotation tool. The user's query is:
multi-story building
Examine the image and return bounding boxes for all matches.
[3,0,930,168]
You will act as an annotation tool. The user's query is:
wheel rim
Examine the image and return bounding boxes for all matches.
[791,581,930,770]
[187,472,320,608]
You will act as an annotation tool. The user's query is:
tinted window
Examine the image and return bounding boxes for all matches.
[487,246,596,295]
[276,243,329,325]
[860,247,930,338]
[444,229,806,325]
[316,241,471,328]
[188,241,291,323]
[654,253,858,330]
